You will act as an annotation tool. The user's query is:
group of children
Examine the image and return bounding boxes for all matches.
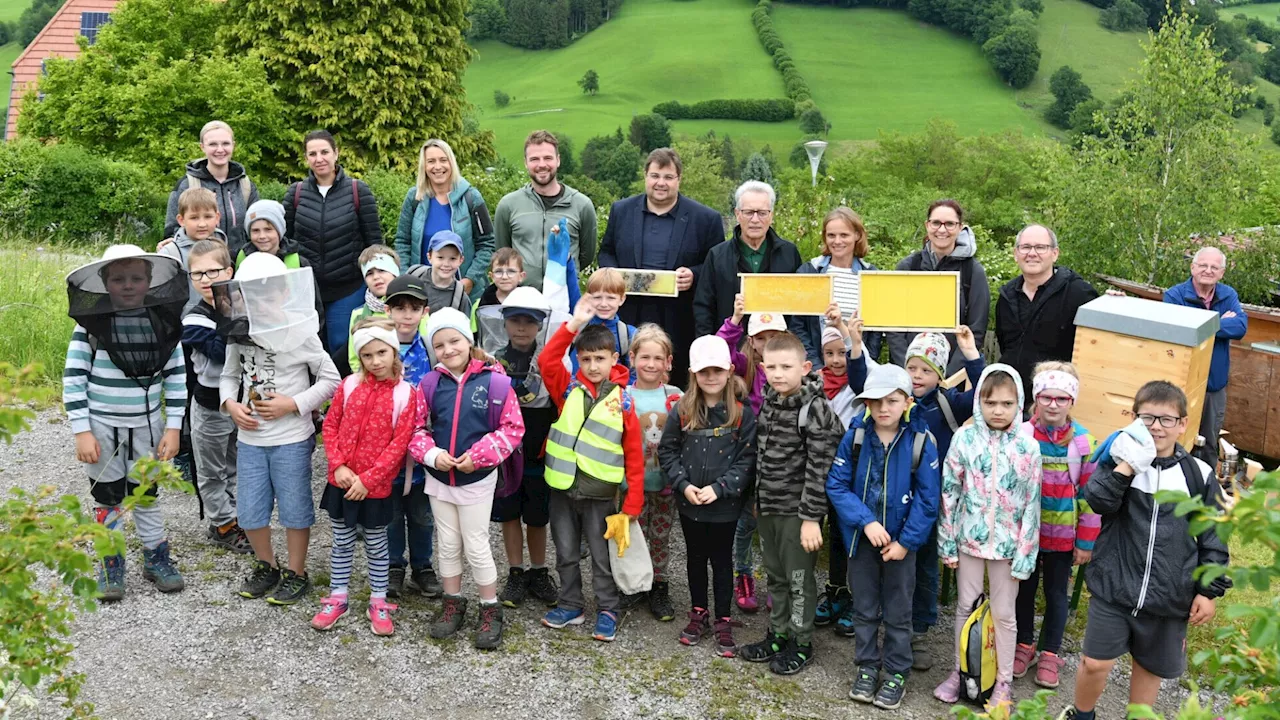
[64,191,1230,716]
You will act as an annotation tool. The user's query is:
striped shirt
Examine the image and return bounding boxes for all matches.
[1019,420,1101,553]
[63,319,187,434]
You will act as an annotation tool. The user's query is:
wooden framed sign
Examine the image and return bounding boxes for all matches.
[858,271,961,332]
[740,273,832,316]
[617,268,679,297]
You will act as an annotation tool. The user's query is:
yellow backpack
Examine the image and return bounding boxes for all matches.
[959,594,997,705]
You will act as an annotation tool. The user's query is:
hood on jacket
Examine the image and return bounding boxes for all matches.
[851,391,932,435]
[805,254,871,272]
[572,361,633,397]
[970,363,1026,435]
[766,370,825,408]
[521,182,582,209]
[919,225,976,269]
[172,226,228,249]
[449,176,475,205]
[185,158,248,184]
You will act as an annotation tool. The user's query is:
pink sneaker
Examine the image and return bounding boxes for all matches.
[934,670,961,703]
[310,595,349,631]
[1036,652,1064,688]
[735,573,758,613]
[1012,643,1038,678]
[987,681,1013,710]
[368,598,398,636]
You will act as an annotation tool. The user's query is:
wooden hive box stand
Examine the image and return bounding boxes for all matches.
[1071,295,1220,449]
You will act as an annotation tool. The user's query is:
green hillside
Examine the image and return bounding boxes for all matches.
[2,0,33,109]
[1,0,30,23]
[1018,0,1148,114]
[1229,1,1280,26]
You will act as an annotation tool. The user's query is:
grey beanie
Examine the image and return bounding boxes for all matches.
[245,199,287,239]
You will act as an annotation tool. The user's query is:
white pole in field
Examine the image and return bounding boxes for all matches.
[804,140,828,187]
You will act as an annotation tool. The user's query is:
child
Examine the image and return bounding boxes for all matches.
[160,186,225,313]
[181,239,249,553]
[408,308,525,650]
[659,334,757,656]
[828,363,940,710]
[1013,362,1099,689]
[934,365,1041,709]
[814,315,858,634]
[221,252,340,605]
[381,274,442,598]
[471,247,526,339]
[64,245,189,601]
[538,298,645,642]
[311,318,419,636]
[1058,382,1230,720]
[627,324,685,621]
[238,200,327,351]
[347,244,402,372]
[413,230,472,315]
[739,332,844,676]
[570,267,635,369]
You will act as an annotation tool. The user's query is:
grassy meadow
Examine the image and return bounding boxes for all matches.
[0,244,90,386]
[1228,1,1280,26]
[1018,0,1148,116]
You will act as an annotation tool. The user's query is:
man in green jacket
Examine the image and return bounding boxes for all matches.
[494,130,598,291]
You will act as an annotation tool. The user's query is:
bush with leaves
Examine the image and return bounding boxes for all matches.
[651,99,796,123]
[1100,0,1148,32]
[628,113,672,153]
[983,11,1041,89]
[494,90,511,109]
[1045,65,1094,129]
[579,69,600,96]
[467,0,508,40]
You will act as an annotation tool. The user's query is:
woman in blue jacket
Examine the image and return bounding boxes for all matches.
[790,207,882,365]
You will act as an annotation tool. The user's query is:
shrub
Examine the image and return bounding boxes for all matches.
[651,99,796,123]
[1100,0,1147,32]
[355,169,411,243]
[628,113,672,153]
[740,152,774,186]
[494,90,511,108]
[799,107,830,135]
[1045,65,1094,129]
[984,21,1041,89]
[0,20,11,45]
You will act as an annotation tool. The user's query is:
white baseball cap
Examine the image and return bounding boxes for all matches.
[855,364,913,401]
[747,312,787,336]
[688,335,732,373]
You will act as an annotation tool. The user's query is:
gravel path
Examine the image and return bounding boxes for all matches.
[1,411,1219,720]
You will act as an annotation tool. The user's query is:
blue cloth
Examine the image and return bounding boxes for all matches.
[324,286,367,354]
[388,485,434,569]
[422,198,453,265]
[400,333,432,389]
[1162,278,1248,393]
[236,438,315,530]
[850,353,986,461]
[424,369,498,487]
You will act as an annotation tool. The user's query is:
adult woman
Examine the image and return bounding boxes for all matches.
[886,199,990,376]
[282,130,382,355]
[394,139,494,301]
[163,121,260,255]
[789,206,883,365]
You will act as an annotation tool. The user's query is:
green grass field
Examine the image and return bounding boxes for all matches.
[1019,0,1148,116]
[1,41,19,104]
[1229,1,1280,26]
[0,0,30,23]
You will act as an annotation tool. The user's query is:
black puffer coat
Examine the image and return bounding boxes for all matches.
[658,401,757,524]
[282,167,382,303]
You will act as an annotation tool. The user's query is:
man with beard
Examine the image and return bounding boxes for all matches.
[494,130,598,291]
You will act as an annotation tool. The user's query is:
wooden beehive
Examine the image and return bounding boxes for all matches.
[1072,296,1220,449]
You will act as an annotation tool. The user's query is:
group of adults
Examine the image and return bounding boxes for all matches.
[164,123,1247,465]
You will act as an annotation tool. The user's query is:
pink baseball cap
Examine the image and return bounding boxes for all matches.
[689,335,732,373]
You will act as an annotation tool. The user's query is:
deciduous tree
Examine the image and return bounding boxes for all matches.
[579,69,600,96]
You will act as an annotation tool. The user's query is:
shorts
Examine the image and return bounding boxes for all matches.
[1082,596,1188,679]
[236,438,316,530]
[489,470,550,527]
[82,416,164,506]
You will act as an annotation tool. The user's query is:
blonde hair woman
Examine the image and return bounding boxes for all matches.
[163,120,260,253]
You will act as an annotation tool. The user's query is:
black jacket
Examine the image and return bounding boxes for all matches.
[282,167,382,303]
[599,193,725,385]
[658,401,757,523]
[163,159,260,255]
[693,227,802,337]
[995,267,1098,388]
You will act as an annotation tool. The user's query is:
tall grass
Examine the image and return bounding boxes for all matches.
[0,243,98,385]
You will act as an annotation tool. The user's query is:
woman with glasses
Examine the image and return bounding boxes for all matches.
[887,199,991,376]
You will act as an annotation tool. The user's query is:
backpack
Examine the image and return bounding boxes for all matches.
[188,172,252,210]
[294,176,360,213]
[420,370,524,498]
[845,426,930,473]
[959,594,997,705]
[908,252,975,319]
[335,374,415,494]
[935,391,960,433]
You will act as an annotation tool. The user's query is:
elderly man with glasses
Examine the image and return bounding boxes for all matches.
[995,223,1098,401]
[1162,246,1248,470]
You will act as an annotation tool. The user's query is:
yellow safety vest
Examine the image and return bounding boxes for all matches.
[544,383,626,490]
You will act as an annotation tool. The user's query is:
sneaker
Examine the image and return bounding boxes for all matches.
[714,617,742,658]
[526,567,559,605]
[207,522,252,554]
[266,569,311,606]
[542,606,586,629]
[911,632,934,670]
[735,573,759,613]
[679,608,710,646]
[98,554,125,603]
[412,566,443,598]
[649,581,675,621]
[592,610,619,642]
[499,567,529,608]
[836,599,856,637]
[475,602,505,649]
[1036,652,1064,689]
[238,559,280,599]
[849,665,879,703]
[933,670,961,703]
[874,673,908,710]
[815,583,850,626]
[142,540,186,593]
[740,631,787,663]
[769,641,814,676]
[311,596,350,631]
[1055,708,1080,720]
[387,567,406,600]
[987,681,1013,710]
[431,595,468,639]
[618,591,647,611]
[1013,643,1038,678]
[369,598,397,636]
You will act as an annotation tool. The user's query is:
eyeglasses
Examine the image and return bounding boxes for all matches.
[1192,262,1224,272]
[1017,244,1056,256]
[492,268,521,277]
[189,267,229,282]
[738,209,772,219]
[1138,413,1183,428]
[1036,394,1073,407]
[927,220,960,231]
[646,173,679,182]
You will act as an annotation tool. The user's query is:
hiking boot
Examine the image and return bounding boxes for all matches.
[526,567,559,606]
[649,581,675,621]
[431,595,468,639]
[679,608,710,646]
[1013,643,1038,678]
[912,632,934,670]
[542,606,586,629]
[849,665,879,703]
[1036,651,1065,689]
[475,602,504,650]
[815,583,849,626]
[987,681,1013,710]
[874,673,908,710]
[142,541,185,593]
[714,617,742,658]
[499,567,529,608]
[836,598,856,637]
[412,566,443,598]
[769,641,814,676]
[740,631,787,663]
[735,573,758,613]
[238,559,280,599]
[387,567,406,600]
[618,591,646,611]
[311,596,349,631]
[592,610,619,642]
[207,522,252,554]
[934,670,961,704]
[98,553,125,603]
[369,598,397,637]
[266,569,310,606]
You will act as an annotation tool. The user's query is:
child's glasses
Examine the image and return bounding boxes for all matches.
[1035,394,1073,407]
[492,268,521,277]
[189,267,230,282]
[1138,413,1182,428]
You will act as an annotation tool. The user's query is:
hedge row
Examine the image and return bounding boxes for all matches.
[751,0,813,105]
[651,98,796,122]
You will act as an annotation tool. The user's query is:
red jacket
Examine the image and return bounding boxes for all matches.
[540,324,645,517]
[322,375,420,500]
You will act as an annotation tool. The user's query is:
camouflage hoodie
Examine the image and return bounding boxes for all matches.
[756,371,845,520]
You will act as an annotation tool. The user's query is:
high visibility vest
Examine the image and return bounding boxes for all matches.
[544,383,626,490]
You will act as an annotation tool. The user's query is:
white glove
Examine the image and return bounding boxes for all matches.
[1111,419,1156,475]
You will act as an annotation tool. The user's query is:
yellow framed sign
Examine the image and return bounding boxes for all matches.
[740,273,832,316]
[858,271,961,332]
[617,268,679,297]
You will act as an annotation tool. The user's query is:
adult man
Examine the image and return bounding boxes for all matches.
[693,181,802,337]
[995,224,1098,395]
[599,148,724,387]
[1163,246,1248,470]
[494,130,597,291]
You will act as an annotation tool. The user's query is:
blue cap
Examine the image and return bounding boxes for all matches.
[428,230,464,254]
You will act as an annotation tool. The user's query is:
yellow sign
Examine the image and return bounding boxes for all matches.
[859,271,960,331]
[740,273,832,316]
[617,269,679,297]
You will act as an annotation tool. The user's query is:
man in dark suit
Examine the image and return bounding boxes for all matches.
[599,148,725,388]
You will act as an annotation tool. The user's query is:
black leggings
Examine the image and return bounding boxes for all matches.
[827,500,847,587]
[679,514,737,619]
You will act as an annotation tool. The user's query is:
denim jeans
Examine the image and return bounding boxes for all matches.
[734,506,757,574]
[236,438,315,530]
[912,524,940,634]
[388,483,434,570]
